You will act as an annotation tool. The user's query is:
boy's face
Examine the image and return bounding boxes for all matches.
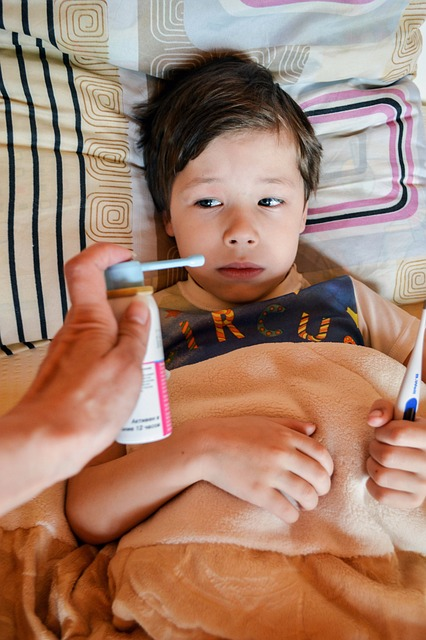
[166,129,308,304]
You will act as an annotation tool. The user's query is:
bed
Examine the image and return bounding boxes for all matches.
[0,1,426,638]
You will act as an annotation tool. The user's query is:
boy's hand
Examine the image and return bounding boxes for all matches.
[194,415,334,524]
[366,399,426,508]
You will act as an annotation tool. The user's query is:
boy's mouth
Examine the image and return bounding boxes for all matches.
[218,262,264,280]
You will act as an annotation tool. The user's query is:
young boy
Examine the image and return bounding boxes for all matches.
[66,56,426,545]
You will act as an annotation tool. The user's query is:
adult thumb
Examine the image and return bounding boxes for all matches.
[117,299,151,362]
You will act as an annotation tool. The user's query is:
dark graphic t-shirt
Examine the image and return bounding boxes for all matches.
[160,276,364,370]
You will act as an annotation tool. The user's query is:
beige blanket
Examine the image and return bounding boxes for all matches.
[110,343,426,639]
[1,342,426,639]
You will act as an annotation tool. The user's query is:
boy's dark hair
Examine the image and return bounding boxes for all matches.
[135,55,322,218]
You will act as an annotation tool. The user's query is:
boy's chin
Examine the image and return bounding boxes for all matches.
[192,273,285,304]
[216,284,278,305]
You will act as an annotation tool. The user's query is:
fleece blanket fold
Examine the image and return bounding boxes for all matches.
[1,342,426,639]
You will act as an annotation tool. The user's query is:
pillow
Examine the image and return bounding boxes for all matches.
[289,78,426,304]
[0,28,146,347]
[108,0,423,84]
[0,0,425,348]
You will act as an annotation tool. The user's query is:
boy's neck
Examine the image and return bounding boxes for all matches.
[178,265,308,311]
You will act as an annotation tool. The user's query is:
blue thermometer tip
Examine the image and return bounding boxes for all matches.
[402,398,418,421]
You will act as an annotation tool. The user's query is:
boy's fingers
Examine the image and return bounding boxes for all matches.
[366,478,424,508]
[278,419,316,436]
[367,398,394,427]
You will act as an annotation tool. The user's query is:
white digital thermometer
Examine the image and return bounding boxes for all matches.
[395,301,426,421]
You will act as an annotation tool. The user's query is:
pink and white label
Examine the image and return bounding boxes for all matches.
[116,359,172,445]
[155,360,172,436]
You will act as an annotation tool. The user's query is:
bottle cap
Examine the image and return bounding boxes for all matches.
[105,261,144,290]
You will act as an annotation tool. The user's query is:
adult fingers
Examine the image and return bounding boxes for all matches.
[65,243,133,307]
[113,299,151,366]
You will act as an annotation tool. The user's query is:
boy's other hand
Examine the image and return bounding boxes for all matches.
[366,398,426,509]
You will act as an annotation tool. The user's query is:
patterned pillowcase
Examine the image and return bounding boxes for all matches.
[109,0,423,84]
[289,79,426,304]
[0,0,424,348]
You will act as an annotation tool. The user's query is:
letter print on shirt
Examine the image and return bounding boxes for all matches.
[160,276,364,369]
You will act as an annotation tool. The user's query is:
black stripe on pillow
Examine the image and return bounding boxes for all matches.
[46,0,58,49]
[38,38,69,321]
[21,0,30,36]
[13,32,48,339]
[63,54,87,254]
[0,60,24,343]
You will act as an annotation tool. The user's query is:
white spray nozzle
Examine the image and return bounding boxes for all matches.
[139,254,205,272]
[105,255,205,290]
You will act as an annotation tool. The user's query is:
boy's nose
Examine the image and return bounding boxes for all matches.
[223,210,259,246]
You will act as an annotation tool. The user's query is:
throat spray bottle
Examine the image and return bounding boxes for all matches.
[105,254,204,445]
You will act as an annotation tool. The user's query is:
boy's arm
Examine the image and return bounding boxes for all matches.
[66,415,333,545]
[65,433,203,545]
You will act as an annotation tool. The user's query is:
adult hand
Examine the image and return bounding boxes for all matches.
[366,398,426,508]
[0,243,150,515]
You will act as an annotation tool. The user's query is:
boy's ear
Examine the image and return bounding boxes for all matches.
[299,202,308,234]
[163,212,175,237]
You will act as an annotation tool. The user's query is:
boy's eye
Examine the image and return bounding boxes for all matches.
[258,197,284,207]
[195,198,222,208]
